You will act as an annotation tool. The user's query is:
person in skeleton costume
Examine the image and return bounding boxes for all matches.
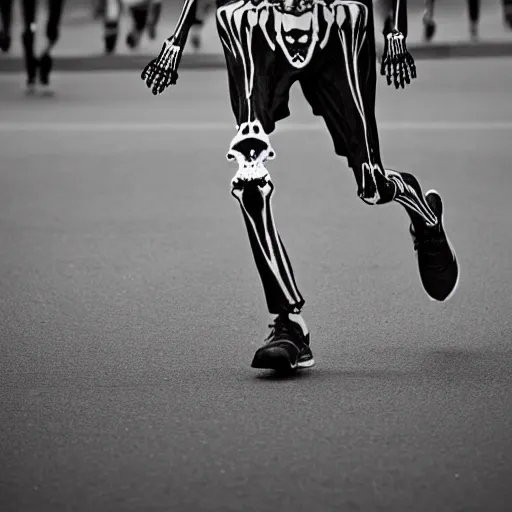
[141,0,459,372]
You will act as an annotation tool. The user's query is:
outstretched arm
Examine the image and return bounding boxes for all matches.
[380,0,417,90]
[141,0,198,95]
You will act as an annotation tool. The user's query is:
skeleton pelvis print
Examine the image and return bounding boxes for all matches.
[275,3,325,68]
[217,1,368,69]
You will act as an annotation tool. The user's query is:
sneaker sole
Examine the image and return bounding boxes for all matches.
[251,346,315,372]
[298,357,315,369]
[420,189,460,302]
[252,349,298,372]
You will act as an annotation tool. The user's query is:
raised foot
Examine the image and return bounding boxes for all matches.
[126,30,142,49]
[411,190,459,302]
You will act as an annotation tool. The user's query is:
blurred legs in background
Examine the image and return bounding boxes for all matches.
[423,0,436,41]
[103,0,121,53]
[21,0,65,94]
[467,0,480,41]
[0,0,13,53]
[423,0,482,42]
[503,0,512,29]
[189,0,215,51]
[125,1,149,49]
[126,0,162,49]
[93,0,105,19]
[103,0,163,53]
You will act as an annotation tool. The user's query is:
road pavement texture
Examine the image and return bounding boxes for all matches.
[1,58,512,512]
[0,0,512,71]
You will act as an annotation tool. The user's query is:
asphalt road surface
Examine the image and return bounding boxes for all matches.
[1,58,512,512]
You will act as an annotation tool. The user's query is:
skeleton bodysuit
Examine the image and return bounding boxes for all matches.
[141,0,445,317]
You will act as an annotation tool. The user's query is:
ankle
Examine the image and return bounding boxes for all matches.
[288,312,309,335]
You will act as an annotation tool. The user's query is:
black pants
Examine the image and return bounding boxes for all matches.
[467,0,480,23]
[16,0,65,83]
[1,1,65,41]
[20,0,65,43]
[0,1,13,34]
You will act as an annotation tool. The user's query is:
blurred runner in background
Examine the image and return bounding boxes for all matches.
[102,0,162,53]
[0,0,14,53]
[1,0,66,94]
[504,0,512,29]
[188,0,215,51]
[423,0,482,42]
[126,0,162,48]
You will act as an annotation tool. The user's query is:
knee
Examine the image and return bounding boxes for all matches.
[227,120,275,163]
[231,174,273,204]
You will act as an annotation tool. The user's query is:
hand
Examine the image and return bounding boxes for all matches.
[380,30,417,89]
[141,38,183,95]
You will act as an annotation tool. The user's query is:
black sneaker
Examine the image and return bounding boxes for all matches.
[39,53,52,83]
[422,10,436,42]
[251,314,314,372]
[190,34,201,51]
[104,21,118,54]
[126,30,142,50]
[22,31,37,91]
[410,190,459,302]
[37,53,54,96]
[25,61,38,95]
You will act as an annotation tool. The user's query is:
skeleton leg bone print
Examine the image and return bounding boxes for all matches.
[231,177,305,315]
